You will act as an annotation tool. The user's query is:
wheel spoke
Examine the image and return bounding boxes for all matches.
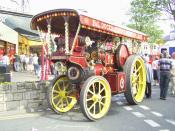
[133,64,137,73]
[101,96,107,99]
[63,80,69,91]
[132,86,137,95]
[67,96,74,99]
[98,101,102,112]
[93,103,96,114]
[53,95,60,100]
[86,97,93,101]
[67,90,73,95]
[92,83,95,93]
[61,98,64,108]
[135,73,140,82]
[99,101,105,107]
[56,98,62,106]
[98,82,101,94]
[131,75,136,83]
[88,89,96,95]
[89,102,96,111]
[99,87,105,94]
[136,65,142,74]
[53,90,59,94]
[65,97,69,105]
[56,82,62,91]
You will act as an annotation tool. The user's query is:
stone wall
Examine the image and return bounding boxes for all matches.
[0,81,50,115]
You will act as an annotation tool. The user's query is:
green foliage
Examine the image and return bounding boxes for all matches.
[154,0,175,20]
[128,0,164,43]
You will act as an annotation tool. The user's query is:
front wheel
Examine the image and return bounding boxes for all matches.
[124,55,146,105]
[47,75,77,113]
[80,76,111,121]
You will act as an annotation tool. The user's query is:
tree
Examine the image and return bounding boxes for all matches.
[128,0,164,43]
[154,0,175,21]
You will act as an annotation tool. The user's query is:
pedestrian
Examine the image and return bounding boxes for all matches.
[28,53,34,72]
[14,53,20,72]
[2,52,10,67]
[20,53,25,72]
[33,53,39,75]
[170,52,175,95]
[1,52,10,73]
[152,57,159,85]
[24,54,29,71]
[158,52,173,100]
[145,58,153,98]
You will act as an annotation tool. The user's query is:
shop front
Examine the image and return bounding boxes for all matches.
[0,22,18,56]
[18,35,30,55]
[28,39,42,54]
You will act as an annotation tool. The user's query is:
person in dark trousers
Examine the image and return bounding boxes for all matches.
[158,52,172,100]
[14,53,20,72]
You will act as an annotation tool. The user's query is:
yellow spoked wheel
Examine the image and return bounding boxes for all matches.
[80,76,111,121]
[124,55,146,105]
[48,75,77,113]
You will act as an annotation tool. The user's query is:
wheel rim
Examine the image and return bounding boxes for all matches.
[131,58,146,102]
[51,76,77,112]
[85,78,111,119]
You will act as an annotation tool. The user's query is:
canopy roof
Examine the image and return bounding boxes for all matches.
[1,13,40,41]
[31,8,148,41]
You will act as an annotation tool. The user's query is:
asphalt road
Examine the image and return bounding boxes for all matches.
[0,86,175,131]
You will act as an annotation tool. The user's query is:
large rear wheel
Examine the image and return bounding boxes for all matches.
[80,76,111,121]
[47,75,77,113]
[124,55,146,105]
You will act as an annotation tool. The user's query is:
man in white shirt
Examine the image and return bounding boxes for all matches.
[2,53,10,66]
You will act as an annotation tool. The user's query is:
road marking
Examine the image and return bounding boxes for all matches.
[0,113,41,120]
[139,105,150,110]
[116,101,123,105]
[123,106,133,111]
[166,119,175,126]
[132,112,145,118]
[144,119,160,127]
[32,127,38,131]
[52,124,89,129]
[159,130,170,131]
[151,111,163,117]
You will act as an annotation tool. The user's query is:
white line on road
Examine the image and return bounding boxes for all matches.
[132,112,145,118]
[116,101,123,105]
[52,124,89,129]
[151,111,163,117]
[144,119,160,127]
[123,106,133,111]
[139,105,150,110]
[0,113,41,120]
[166,119,175,126]
[159,130,170,131]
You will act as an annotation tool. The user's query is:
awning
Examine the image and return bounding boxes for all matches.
[0,22,18,45]
[28,39,43,46]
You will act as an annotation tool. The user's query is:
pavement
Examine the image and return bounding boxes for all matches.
[11,71,55,82]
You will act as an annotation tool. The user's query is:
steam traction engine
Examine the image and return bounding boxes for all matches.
[31,9,148,121]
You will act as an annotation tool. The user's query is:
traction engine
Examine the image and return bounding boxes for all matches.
[31,9,147,121]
